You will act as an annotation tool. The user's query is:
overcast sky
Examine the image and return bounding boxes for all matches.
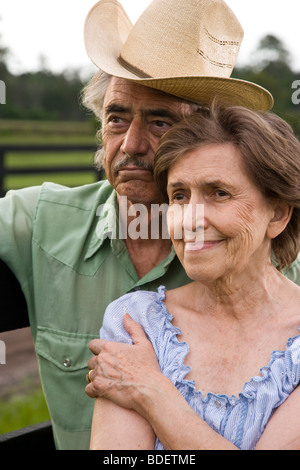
[0,0,299,76]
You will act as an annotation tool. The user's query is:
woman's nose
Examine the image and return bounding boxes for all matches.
[183,202,205,241]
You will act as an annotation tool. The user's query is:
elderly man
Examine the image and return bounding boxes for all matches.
[0,0,297,450]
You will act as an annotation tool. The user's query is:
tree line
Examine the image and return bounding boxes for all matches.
[0,60,88,121]
[0,34,300,133]
[234,35,300,133]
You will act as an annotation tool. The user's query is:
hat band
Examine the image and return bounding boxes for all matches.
[117,55,152,79]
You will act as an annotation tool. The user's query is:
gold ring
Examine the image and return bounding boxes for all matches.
[86,369,93,383]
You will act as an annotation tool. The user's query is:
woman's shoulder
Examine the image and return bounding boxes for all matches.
[105,286,167,318]
[100,286,168,343]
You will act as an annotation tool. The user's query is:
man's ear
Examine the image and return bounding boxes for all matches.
[267,202,293,239]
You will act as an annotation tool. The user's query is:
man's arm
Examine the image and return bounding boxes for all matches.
[0,187,40,274]
[0,187,40,330]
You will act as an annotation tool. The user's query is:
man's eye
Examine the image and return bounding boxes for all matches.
[106,116,129,132]
[151,120,173,135]
[109,116,124,124]
[155,120,171,128]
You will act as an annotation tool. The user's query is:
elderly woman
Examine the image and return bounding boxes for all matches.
[87,105,300,450]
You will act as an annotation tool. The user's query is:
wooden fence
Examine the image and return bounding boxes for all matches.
[0,144,103,197]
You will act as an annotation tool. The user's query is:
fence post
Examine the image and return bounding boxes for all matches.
[0,340,6,364]
[0,149,5,197]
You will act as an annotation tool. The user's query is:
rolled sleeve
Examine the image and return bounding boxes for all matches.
[0,186,41,282]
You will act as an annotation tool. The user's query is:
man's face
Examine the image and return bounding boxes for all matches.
[102,77,195,206]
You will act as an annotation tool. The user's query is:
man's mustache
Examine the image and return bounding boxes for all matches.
[113,157,153,174]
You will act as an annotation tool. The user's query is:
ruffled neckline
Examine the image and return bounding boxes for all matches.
[155,285,300,405]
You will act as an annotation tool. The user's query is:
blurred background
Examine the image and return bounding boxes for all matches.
[0,0,300,436]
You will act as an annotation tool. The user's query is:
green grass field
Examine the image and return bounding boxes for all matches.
[0,119,99,437]
[0,378,50,434]
[4,151,97,191]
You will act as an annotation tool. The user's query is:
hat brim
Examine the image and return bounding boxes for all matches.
[84,0,274,111]
[130,76,274,111]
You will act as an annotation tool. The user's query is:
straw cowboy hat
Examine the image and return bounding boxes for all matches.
[84,0,273,111]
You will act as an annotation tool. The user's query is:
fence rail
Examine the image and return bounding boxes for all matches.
[0,144,103,196]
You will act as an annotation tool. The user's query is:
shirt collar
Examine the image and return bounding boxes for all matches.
[84,190,119,260]
[84,190,177,270]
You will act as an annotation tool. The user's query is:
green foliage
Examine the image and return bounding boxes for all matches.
[0,68,89,121]
[233,35,300,136]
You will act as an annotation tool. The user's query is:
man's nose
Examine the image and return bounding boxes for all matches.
[120,118,150,156]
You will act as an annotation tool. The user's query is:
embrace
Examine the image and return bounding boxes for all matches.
[87,105,300,450]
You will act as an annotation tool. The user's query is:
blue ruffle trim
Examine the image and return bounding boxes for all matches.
[155,285,300,406]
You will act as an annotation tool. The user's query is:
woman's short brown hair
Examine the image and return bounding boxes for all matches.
[154,105,300,271]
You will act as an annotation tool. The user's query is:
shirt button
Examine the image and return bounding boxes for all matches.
[215,400,222,409]
[63,358,72,368]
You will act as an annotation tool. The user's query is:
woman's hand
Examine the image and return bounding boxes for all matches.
[86,315,238,450]
[85,314,162,414]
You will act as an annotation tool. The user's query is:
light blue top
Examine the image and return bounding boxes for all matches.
[100,286,300,450]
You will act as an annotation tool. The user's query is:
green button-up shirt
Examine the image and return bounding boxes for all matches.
[0,180,191,449]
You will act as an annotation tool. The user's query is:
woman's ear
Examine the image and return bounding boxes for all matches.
[267,202,293,239]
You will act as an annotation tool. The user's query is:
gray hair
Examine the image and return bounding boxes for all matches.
[81,70,112,169]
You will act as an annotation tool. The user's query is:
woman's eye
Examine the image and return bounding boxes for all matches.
[214,189,230,199]
[172,192,186,202]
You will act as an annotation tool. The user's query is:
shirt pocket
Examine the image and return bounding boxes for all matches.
[35,326,97,431]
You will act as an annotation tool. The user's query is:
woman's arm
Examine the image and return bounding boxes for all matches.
[129,368,237,450]
[90,398,156,450]
[87,314,236,450]
[87,314,159,450]
[86,315,300,450]
[255,386,300,450]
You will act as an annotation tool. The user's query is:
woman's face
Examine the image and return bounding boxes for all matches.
[166,143,277,284]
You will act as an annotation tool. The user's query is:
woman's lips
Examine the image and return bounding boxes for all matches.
[184,240,223,252]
